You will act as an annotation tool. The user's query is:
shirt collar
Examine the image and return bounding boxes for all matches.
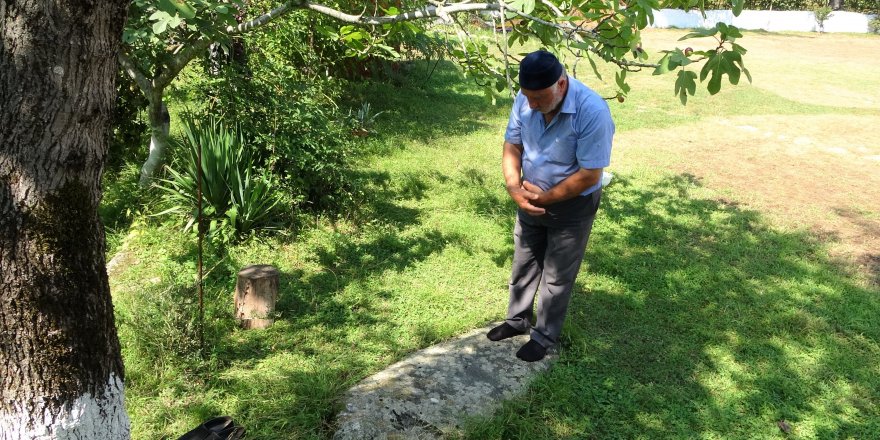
[559,75,577,114]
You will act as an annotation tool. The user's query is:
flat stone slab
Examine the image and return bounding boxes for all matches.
[333,324,558,440]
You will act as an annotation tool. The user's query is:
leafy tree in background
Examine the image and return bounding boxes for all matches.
[1,0,751,437]
[121,0,754,185]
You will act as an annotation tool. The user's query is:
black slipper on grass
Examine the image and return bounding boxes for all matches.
[516,339,547,362]
[178,416,240,440]
[487,322,527,341]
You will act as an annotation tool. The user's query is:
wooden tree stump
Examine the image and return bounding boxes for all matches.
[235,264,280,329]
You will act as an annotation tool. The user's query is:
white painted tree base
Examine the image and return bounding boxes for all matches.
[0,374,130,440]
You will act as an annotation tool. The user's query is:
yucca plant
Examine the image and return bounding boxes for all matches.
[156,114,283,241]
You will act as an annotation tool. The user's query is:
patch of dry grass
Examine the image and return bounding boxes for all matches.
[609,29,880,285]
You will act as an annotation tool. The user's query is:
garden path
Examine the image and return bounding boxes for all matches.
[333,324,557,439]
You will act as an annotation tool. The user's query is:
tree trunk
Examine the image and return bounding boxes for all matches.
[139,95,170,187]
[0,0,131,438]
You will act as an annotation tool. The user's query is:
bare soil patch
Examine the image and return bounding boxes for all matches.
[616,114,880,285]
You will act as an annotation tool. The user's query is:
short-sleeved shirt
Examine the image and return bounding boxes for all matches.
[504,76,614,197]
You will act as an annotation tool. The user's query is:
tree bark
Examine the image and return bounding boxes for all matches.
[0,0,131,438]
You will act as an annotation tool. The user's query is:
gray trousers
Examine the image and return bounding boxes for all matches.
[506,189,602,348]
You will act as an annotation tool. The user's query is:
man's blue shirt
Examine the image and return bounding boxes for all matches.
[504,76,614,197]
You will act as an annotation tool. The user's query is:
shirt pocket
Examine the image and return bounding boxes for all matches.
[547,133,578,165]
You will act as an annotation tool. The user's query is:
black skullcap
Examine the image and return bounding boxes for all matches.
[519,50,563,90]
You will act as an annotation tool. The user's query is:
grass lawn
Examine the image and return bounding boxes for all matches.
[105,29,880,439]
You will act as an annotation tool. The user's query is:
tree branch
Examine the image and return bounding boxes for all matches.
[153,38,213,90]
[540,0,564,18]
[118,51,153,97]
[304,2,501,24]
[514,0,658,70]
[228,0,299,34]
[222,0,658,71]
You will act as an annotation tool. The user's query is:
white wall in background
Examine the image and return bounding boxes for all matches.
[650,9,877,33]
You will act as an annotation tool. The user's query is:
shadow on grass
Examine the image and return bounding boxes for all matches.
[351,60,511,148]
[172,164,478,438]
[466,173,880,439]
[199,223,472,438]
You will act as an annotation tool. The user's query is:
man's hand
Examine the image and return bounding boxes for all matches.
[507,183,546,216]
[521,181,547,205]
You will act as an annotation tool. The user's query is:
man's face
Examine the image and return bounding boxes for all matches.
[521,76,566,114]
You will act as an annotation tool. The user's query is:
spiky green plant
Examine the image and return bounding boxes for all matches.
[156,115,283,241]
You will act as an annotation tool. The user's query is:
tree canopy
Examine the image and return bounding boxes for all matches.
[121,0,751,183]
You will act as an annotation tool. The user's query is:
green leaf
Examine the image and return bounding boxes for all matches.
[727,65,741,85]
[679,26,718,40]
[726,24,743,38]
[152,19,168,35]
[167,15,183,29]
[699,53,718,81]
[675,70,698,104]
[653,53,672,75]
[722,51,742,85]
[375,44,401,58]
[723,50,742,64]
[587,53,603,81]
[148,10,168,21]
[669,49,693,68]
[732,0,744,16]
[615,69,630,93]
[158,0,196,19]
[707,68,722,94]
[316,25,339,39]
[507,31,519,48]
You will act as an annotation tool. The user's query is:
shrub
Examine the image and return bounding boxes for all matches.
[814,6,834,32]
[177,52,362,214]
[169,8,447,215]
[156,114,284,243]
[869,17,880,34]
[108,70,149,171]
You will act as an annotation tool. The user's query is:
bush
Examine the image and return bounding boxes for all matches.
[109,70,150,171]
[175,43,363,214]
[156,114,285,243]
[869,17,880,34]
[814,6,833,31]
[169,7,449,215]
[187,68,360,213]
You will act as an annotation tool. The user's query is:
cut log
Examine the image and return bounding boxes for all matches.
[235,264,280,329]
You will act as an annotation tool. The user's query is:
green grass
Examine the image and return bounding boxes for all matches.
[106,30,880,439]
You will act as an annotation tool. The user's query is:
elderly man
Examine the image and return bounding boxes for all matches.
[487,50,615,362]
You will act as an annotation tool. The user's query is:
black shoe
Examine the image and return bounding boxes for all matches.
[487,322,527,341]
[516,340,547,362]
[178,416,243,440]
